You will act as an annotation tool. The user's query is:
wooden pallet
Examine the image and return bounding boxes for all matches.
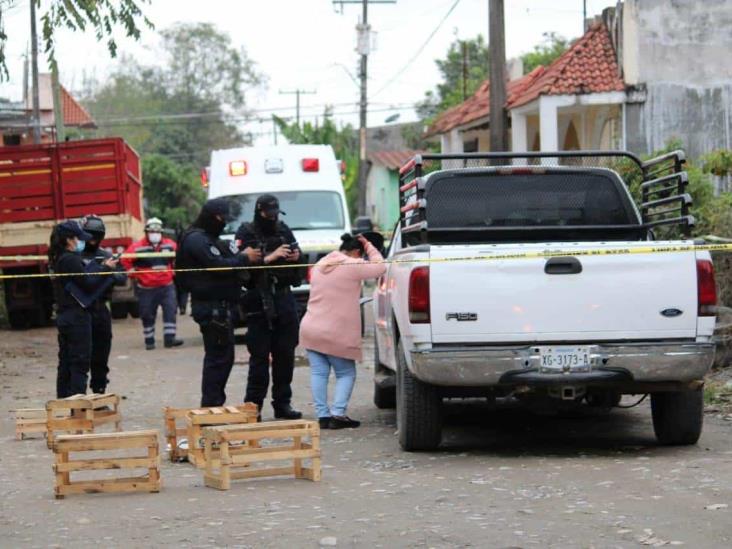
[52,430,161,499]
[185,403,259,468]
[163,407,192,462]
[164,404,259,463]
[46,393,122,448]
[15,408,49,440]
[202,420,321,490]
[15,408,73,440]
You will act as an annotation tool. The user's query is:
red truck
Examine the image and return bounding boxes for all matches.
[0,138,144,328]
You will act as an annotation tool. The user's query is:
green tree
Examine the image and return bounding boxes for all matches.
[416,35,490,120]
[82,23,264,225]
[159,23,261,109]
[273,110,358,218]
[0,0,152,79]
[85,22,264,167]
[141,154,206,230]
[521,32,570,74]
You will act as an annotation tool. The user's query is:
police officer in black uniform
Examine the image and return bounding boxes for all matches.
[49,220,119,398]
[236,194,304,420]
[80,215,127,394]
[176,198,262,406]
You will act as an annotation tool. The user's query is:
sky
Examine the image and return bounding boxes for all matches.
[0,0,616,144]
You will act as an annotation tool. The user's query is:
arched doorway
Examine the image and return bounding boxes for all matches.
[563,121,580,150]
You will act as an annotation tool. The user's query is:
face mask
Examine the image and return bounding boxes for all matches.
[148,232,162,244]
[257,214,278,234]
[74,239,86,253]
[210,217,226,237]
[85,240,100,253]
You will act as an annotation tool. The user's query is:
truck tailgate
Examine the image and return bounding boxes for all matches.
[429,243,698,344]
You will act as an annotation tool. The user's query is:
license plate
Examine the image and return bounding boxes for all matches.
[537,346,593,373]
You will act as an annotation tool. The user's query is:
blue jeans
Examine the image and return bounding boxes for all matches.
[307,350,356,418]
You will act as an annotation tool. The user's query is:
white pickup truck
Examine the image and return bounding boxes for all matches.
[372,150,717,451]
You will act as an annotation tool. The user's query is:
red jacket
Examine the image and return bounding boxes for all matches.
[121,236,176,288]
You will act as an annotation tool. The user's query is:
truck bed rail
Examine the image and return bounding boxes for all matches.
[398,150,692,244]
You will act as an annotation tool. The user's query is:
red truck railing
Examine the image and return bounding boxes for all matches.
[0,138,142,223]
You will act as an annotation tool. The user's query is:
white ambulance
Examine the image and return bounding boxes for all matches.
[206,144,352,313]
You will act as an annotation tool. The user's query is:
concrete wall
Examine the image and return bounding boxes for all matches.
[624,0,732,157]
[365,165,400,231]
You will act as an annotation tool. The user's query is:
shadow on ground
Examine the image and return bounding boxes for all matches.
[373,398,676,456]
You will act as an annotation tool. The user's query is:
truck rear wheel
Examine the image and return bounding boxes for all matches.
[651,388,703,445]
[396,340,441,451]
[128,301,140,319]
[373,343,396,409]
[110,302,128,320]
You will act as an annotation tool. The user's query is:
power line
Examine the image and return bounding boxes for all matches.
[278,88,316,126]
[94,105,416,128]
[372,0,461,99]
[89,100,415,124]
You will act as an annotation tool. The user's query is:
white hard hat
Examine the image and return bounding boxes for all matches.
[145,217,163,232]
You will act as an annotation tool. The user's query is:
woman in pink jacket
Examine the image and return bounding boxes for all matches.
[299,233,386,429]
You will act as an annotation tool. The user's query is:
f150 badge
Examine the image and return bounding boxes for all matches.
[446,313,478,321]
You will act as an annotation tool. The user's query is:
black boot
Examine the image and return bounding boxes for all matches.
[164,336,184,348]
[273,405,302,420]
[318,417,331,429]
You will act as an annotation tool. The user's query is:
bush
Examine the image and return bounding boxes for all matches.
[141,154,206,230]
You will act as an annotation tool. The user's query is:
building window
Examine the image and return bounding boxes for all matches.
[2,134,21,146]
[463,138,478,153]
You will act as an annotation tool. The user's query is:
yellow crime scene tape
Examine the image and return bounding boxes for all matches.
[1,241,732,280]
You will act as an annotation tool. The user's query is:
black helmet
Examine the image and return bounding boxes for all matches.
[83,215,106,241]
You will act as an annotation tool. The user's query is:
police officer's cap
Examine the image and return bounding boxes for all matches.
[83,215,106,239]
[256,194,286,215]
[202,197,233,219]
[57,220,93,241]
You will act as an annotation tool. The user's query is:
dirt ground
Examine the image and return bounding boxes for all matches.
[2,314,732,548]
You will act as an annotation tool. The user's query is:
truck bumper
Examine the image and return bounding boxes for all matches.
[409,342,715,387]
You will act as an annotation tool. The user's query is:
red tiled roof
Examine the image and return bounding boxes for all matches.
[61,86,96,128]
[508,23,625,109]
[425,67,544,136]
[426,23,626,136]
[367,149,424,170]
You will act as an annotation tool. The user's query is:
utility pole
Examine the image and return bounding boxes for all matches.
[279,89,316,127]
[583,0,588,33]
[488,0,508,153]
[358,0,368,216]
[51,65,65,142]
[272,116,278,145]
[29,0,42,144]
[333,0,395,217]
[462,41,469,101]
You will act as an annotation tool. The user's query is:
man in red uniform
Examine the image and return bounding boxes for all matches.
[122,218,183,350]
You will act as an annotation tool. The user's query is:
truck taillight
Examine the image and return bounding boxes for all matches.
[229,160,248,176]
[200,167,209,188]
[408,266,430,323]
[302,158,319,172]
[697,259,717,316]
